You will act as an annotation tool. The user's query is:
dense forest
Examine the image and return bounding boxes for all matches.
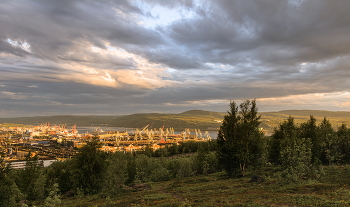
[2,100,350,206]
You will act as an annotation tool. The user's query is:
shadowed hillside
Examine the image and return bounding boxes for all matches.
[2,110,350,132]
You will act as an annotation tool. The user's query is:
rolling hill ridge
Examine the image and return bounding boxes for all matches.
[2,110,350,132]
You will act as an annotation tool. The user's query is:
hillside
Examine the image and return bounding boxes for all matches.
[39,167,350,206]
[0,110,224,130]
[2,110,350,131]
[0,115,122,126]
[109,110,224,129]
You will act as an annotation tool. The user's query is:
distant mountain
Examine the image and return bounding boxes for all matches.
[0,115,122,126]
[110,111,224,129]
[275,110,350,118]
[2,110,350,132]
[0,111,224,130]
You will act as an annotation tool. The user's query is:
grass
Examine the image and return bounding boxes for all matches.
[37,165,350,207]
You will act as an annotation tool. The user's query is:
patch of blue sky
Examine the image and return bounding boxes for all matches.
[135,3,197,28]
[6,38,31,52]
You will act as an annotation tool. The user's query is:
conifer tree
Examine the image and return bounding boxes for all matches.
[299,115,320,164]
[72,137,107,194]
[0,155,24,207]
[217,100,263,177]
[319,118,338,165]
[337,124,350,163]
[269,116,297,165]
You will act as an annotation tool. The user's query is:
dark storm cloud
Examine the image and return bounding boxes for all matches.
[148,0,350,73]
[0,0,164,62]
[1,0,350,117]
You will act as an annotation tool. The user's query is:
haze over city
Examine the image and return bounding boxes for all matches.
[1,0,350,117]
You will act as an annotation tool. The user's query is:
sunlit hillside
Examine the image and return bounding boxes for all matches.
[2,110,350,134]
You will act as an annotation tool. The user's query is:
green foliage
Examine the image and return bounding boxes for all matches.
[167,143,180,155]
[299,115,319,163]
[0,155,10,180]
[192,151,219,175]
[280,137,313,182]
[151,141,216,158]
[217,100,264,177]
[134,154,153,182]
[32,171,47,200]
[100,152,130,196]
[272,116,323,182]
[153,147,169,157]
[0,176,23,207]
[269,116,298,165]
[337,124,350,164]
[319,118,339,165]
[177,157,194,178]
[46,159,74,194]
[72,137,108,194]
[15,152,44,200]
[179,141,201,153]
[126,155,137,185]
[0,158,23,207]
[44,183,61,207]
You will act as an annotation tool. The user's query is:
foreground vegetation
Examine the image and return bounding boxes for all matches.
[4,151,350,206]
[58,166,350,207]
[3,100,350,206]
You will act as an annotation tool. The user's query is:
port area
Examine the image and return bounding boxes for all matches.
[1,124,212,167]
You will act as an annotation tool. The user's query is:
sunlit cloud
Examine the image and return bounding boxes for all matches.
[257,92,350,111]
[1,0,350,117]
[165,99,230,106]
[1,91,27,100]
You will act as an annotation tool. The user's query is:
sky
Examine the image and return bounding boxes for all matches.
[1,0,350,117]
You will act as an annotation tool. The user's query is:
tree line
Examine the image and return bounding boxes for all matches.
[0,140,220,206]
[217,100,350,181]
[2,99,350,206]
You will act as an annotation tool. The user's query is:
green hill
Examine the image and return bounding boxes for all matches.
[2,110,350,132]
[258,110,350,135]
[110,111,224,130]
[276,110,350,118]
[0,115,121,126]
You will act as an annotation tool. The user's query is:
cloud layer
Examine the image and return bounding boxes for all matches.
[1,0,350,117]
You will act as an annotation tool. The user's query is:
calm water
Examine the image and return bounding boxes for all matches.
[76,126,218,139]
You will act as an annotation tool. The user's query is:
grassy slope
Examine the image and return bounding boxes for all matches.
[46,166,350,207]
[110,110,224,129]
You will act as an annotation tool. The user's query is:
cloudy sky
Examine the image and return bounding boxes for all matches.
[1,0,350,117]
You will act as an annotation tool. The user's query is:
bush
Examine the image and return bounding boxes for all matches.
[177,158,193,178]
[100,152,130,196]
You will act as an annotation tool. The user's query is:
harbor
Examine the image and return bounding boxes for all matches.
[0,123,215,168]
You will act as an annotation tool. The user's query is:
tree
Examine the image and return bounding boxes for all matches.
[299,115,320,164]
[46,159,74,194]
[217,100,263,177]
[337,124,350,163]
[15,151,43,200]
[273,116,323,182]
[0,176,23,207]
[318,118,338,165]
[269,116,298,165]
[72,137,107,194]
[280,137,313,182]
[0,156,23,207]
[44,183,61,207]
